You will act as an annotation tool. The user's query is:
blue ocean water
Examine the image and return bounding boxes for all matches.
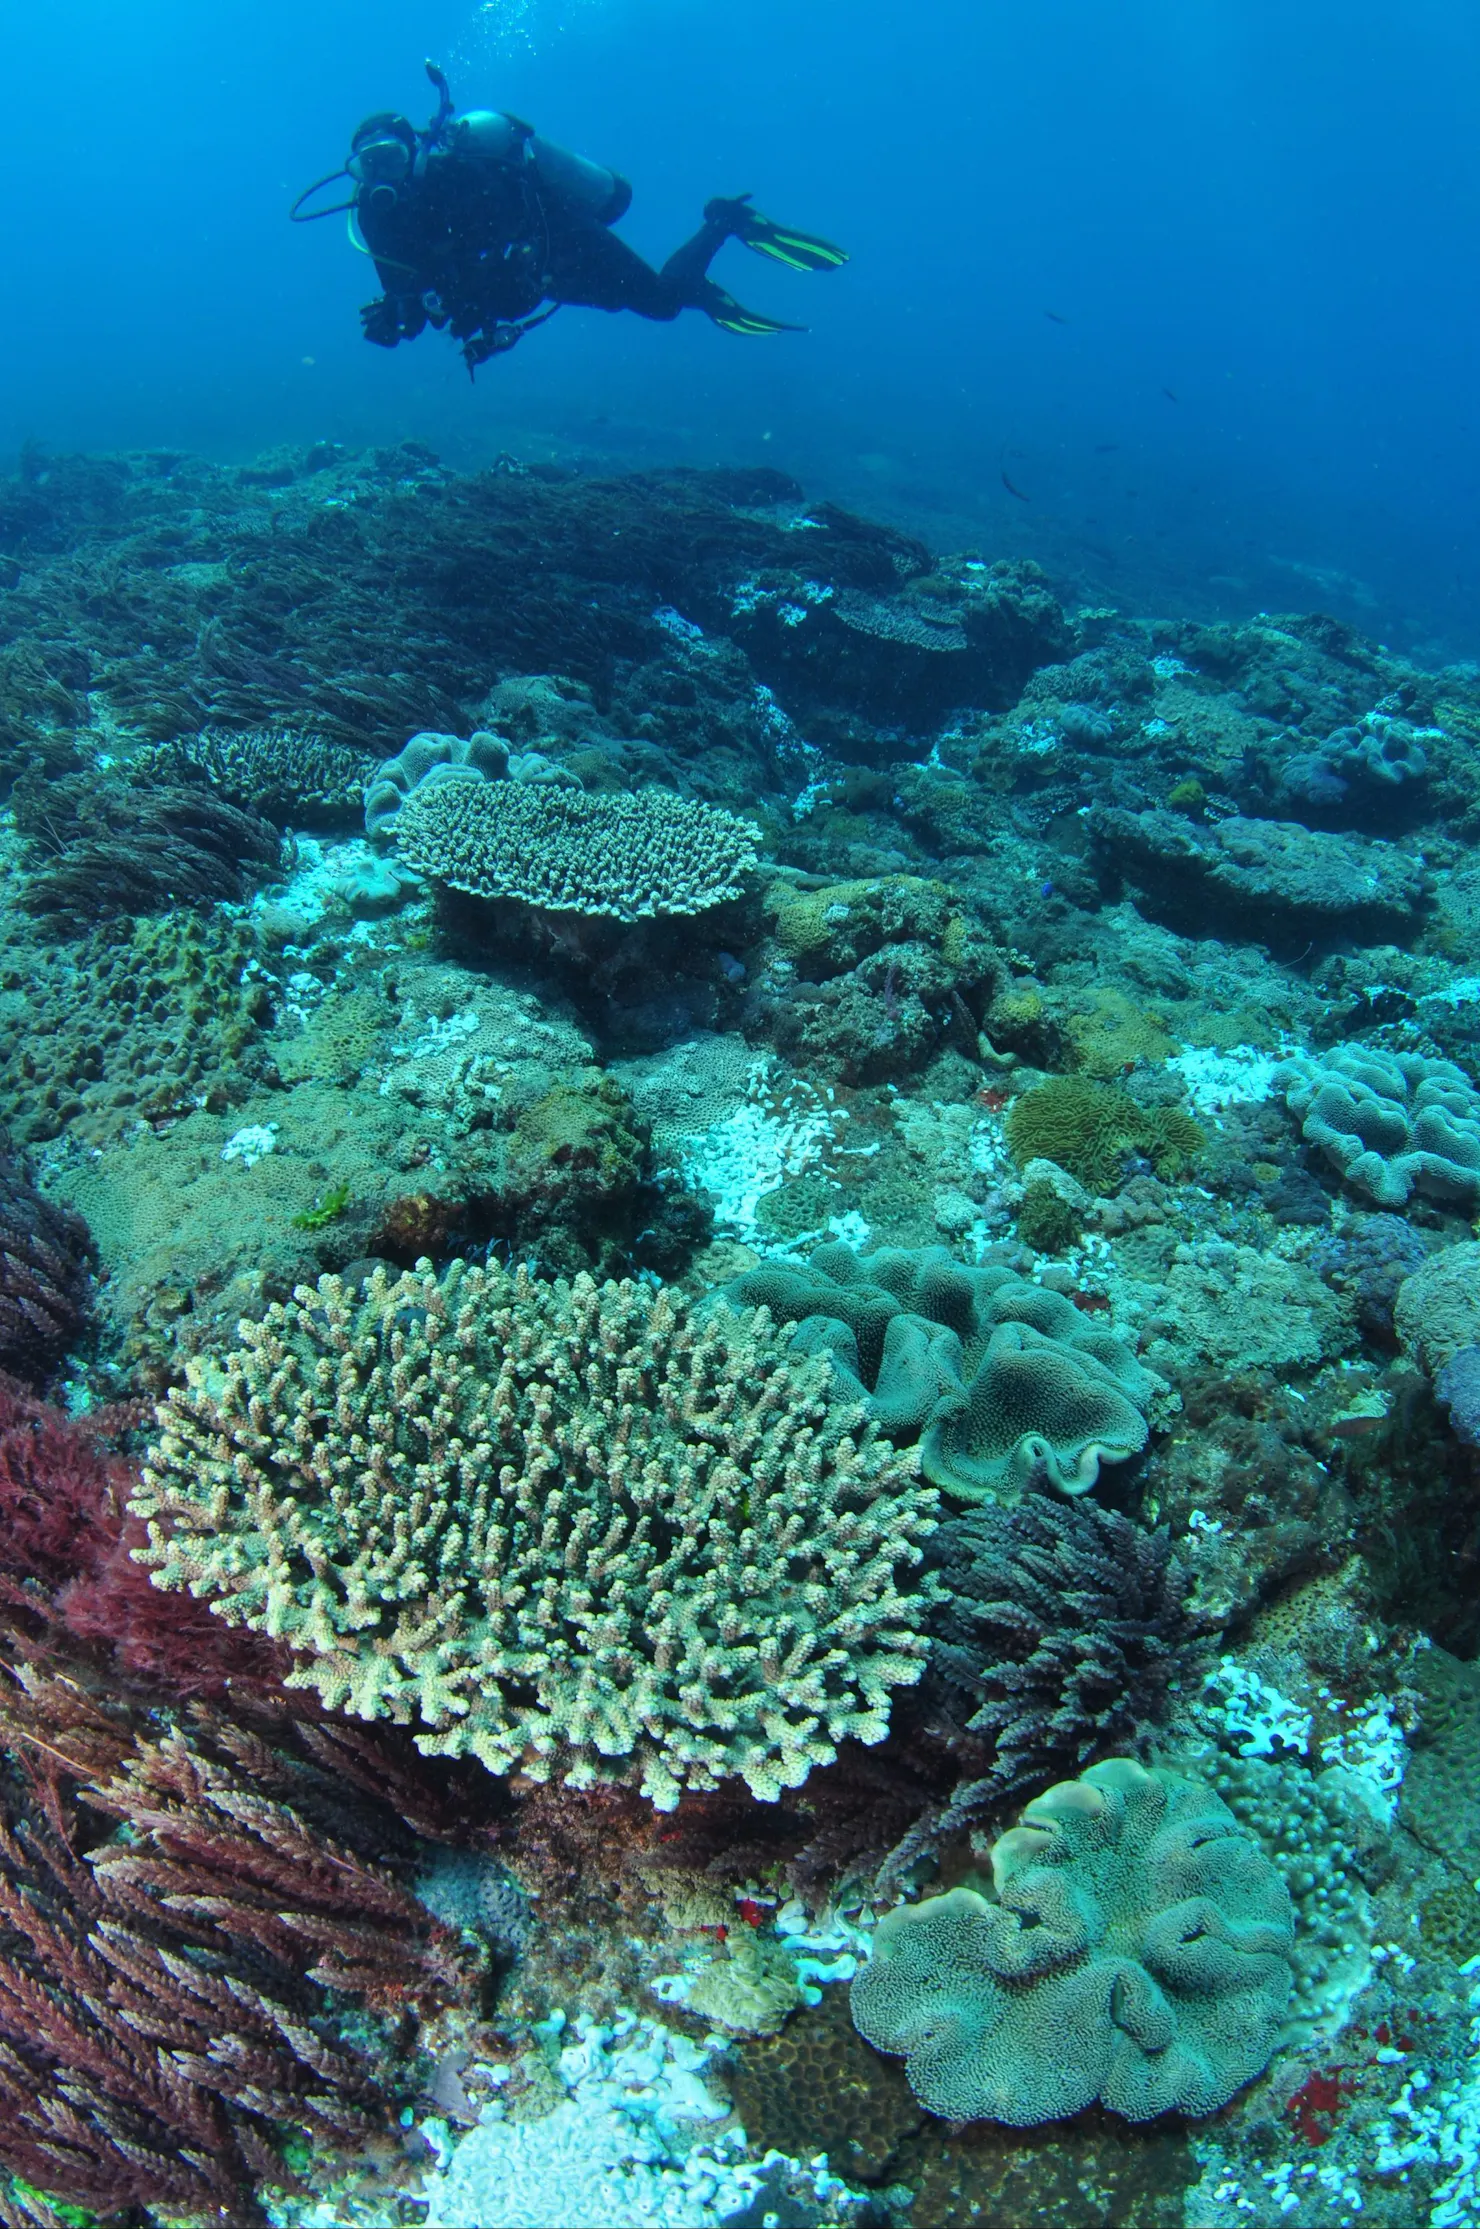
[4,0,1479,655]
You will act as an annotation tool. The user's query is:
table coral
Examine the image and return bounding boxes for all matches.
[850,1758,1294,2126]
[131,1259,938,1809]
[395,778,760,921]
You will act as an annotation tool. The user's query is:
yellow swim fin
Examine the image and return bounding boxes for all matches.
[705,286,806,336]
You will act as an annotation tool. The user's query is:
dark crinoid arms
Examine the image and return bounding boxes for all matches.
[0,1661,484,2227]
[883,1492,1206,1883]
[0,1149,92,1389]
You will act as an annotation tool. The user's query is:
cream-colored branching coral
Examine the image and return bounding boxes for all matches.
[132,1262,936,1808]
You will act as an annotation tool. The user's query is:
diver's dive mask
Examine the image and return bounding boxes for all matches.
[290,112,418,223]
[289,63,454,225]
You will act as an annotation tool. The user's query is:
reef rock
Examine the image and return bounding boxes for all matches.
[1091,806,1427,944]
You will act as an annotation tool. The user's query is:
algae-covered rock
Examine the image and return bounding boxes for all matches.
[1394,1241,1480,1375]
[1092,806,1427,943]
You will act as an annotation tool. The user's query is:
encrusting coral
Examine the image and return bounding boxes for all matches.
[394,778,760,921]
[131,1260,938,1808]
[850,1758,1294,2127]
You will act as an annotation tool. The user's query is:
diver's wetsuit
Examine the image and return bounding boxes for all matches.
[360,167,740,364]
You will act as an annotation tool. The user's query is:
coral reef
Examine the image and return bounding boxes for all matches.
[9,437,1480,2221]
[395,777,760,923]
[1278,1044,1480,1208]
[131,1260,937,1807]
[850,1758,1294,2126]
[719,1242,1160,1500]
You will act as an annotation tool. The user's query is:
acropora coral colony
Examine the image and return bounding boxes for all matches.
[0,441,1478,2227]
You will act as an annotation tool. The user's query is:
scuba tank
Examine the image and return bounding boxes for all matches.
[447,109,632,227]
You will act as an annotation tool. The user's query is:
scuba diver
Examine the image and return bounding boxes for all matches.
[292,63,847,375]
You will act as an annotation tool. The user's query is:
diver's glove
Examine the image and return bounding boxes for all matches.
[703,193,848,273]
[360,294,426,347]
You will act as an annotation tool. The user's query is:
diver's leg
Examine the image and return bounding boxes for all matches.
[547,209,803,335]
[545,219,685,318]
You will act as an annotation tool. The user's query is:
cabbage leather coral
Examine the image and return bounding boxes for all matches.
[851,1758,1294,2127]
[131,1260,938,1809]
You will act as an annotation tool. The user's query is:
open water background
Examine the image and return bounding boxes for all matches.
[4,0,1478,654]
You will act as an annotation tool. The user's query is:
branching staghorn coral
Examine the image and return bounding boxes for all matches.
[132,1261,938,1809]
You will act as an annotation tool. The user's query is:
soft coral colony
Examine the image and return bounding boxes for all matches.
[3,440,1480,2225]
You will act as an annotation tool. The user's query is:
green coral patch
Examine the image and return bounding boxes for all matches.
[1006,1077,1203,1194]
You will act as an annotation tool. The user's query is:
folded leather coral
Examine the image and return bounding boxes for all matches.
[851,1757,1294,2125]
[1277,1044,1480,1209]
[717,1242,1161,1501]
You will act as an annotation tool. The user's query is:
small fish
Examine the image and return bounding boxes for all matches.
[1001,467,1031,503]
[1162,387,1179,402]
[1094,442,1119,453]
[1040,880,1055,898]
[1044,309,1069,324]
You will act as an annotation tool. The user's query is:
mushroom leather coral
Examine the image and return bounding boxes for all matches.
[850,1758,1293,2126]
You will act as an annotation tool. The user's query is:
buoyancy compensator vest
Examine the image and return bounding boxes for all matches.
[444,109,632,227]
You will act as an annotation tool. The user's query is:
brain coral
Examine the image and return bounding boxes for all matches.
[718,1243,1159,1502]
[131,1260,936,1809]
[1277,1045,1480,1209]
[1005,1076,1203,1196]
[395,779,760,921]
[850,1757,1294,2126]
